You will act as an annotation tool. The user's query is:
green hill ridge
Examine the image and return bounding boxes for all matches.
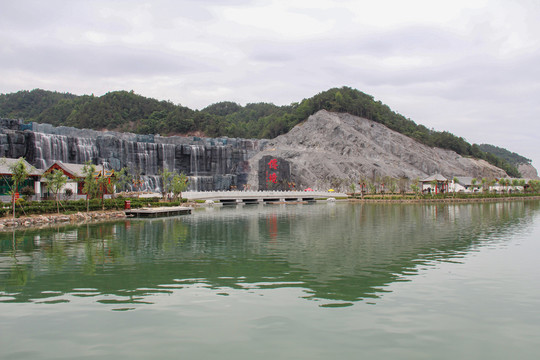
[0,87,522,177]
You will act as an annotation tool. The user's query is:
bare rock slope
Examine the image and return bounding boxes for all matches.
[518,163,540,180]
[247,110,507,189]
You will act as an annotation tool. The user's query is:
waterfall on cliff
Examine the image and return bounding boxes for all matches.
[32,132,98,169]
[189,145,203,191]
[33,133,70,169]
[161,143,176,172]
[190,145,204,175]
[0,120,265,192]
[77,137,98,164]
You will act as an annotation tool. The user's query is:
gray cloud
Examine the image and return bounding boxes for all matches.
[1,0,540,169]
[1,42,212,77]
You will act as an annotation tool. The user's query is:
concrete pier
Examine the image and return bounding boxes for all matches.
[125,206,192,218]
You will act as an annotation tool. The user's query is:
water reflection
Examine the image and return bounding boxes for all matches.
[1,201,538,306]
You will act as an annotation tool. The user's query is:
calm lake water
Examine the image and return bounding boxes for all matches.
[1,201,540,359]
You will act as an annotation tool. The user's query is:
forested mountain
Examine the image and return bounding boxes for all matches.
[0,87,522,177]
[0,89,77,120]
[478,144,532,166]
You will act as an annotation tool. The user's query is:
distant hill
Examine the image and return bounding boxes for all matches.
[0,87,523,177]
[478,144,531,166]
[0,89,77,120]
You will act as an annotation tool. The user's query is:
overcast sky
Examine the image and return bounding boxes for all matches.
[1,0,539,169]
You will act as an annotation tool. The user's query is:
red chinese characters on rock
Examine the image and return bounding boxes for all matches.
[267,173,277,184]
[267,158,278,170]
[266,158,278,184]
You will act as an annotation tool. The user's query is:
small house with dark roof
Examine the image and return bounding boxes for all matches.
[41,161,89,199]
[41,161,115,200]
[453,177,478,192]
[420,174,449,194]
[0,157,42,201]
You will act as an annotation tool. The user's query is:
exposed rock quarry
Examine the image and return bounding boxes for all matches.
[518,163,540,180]
[247,111,509,190]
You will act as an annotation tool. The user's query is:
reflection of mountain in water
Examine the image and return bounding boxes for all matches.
[1,201,538,305]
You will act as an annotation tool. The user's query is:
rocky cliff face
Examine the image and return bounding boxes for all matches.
[0,118,265,191]
[247,111,509,190]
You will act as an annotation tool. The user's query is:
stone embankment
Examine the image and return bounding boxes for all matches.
[0,211,126,231]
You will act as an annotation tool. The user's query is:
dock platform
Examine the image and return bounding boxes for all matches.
[125,206,192,218]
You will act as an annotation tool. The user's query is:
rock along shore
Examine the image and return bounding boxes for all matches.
[0,211,127,231]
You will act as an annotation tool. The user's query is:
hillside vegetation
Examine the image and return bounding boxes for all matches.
[0,87,521,177]
[479,144,532,166]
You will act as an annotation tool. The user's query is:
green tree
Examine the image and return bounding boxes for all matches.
[528,179,540,193]
[512,179,519,191]
[159,168,174,200]
[452,177,459,197]
[44,169,68,213]
[488,179,497,193]
[7,158,31,219]
[171,173,189,201]
[430,179,438,195]
[20,185,35,201]
[114,167,132,193]
[82,162,98,213]
[349,182,356,197]
[481,178,488,192]
[499,178,507,193]
[387,178,398,194]
[398,177,409,195]
[410,178,420,198]
[97,169,114,210]
[471,178,477,192]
